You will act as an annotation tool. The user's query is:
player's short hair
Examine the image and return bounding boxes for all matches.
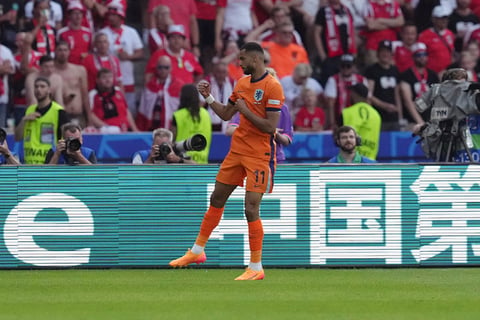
[240,42,265,56]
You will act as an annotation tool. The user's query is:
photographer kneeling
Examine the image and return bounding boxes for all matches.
[132,128,197,164]
[45,123,97,165]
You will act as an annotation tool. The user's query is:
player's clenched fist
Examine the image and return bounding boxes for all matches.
[197,80,211,98]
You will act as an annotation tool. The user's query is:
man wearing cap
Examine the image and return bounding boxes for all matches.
[418,5,455,76]
[399,42,439,127]
[365,39,402,131]
[145,24,204,85]
[100,3,144,116]
[57,1,92,65]
[324,53,368,129]
[341,83,381,160]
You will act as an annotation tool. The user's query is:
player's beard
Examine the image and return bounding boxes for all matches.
[242,65,253,75]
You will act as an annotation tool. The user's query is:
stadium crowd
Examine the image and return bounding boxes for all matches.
[0,0,479,164]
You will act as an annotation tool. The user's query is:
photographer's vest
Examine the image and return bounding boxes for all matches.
[342,102,381,160]
[24,102,63,164]
[173,108,211,164]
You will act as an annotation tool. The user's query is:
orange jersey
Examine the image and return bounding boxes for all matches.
[261,41,310,79]
[229,72,284,160]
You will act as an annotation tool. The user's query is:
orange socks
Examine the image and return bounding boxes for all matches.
[248,219,264,263]
[194,209,264,267]
[195,205,224,247]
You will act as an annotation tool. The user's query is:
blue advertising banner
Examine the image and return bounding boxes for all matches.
[5,131,427,164]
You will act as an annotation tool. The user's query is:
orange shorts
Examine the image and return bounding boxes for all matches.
[216,151,276,193]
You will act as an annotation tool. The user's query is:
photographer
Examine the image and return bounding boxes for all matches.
[414,68,480,162]
[0,128,20,165]
[132,128,196,164]
[45,123,97,165]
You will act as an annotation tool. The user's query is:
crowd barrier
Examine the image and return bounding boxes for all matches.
[0,164,479,268]
[6,130,427,163]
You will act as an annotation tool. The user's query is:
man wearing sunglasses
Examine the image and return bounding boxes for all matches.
[137,55,184,131]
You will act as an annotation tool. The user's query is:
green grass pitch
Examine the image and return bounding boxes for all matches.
[1,268,479,320]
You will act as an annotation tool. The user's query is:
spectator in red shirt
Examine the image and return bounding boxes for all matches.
[145,24,204,85]
[294,87,326,132]
[57,1,92,65]
[362,0,404,65]
[147,0,200,55]
[195,0,226,73]
[12,32,42,125]
[392,22,422,73]
[147,5,172,54]
[418,5,455,77]
[89,68,139,132]
[82,32,122,90]
[137,55,184,131]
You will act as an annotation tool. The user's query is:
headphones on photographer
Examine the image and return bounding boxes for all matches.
[334,125,362,147]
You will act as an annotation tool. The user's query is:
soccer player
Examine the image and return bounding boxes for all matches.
[169,42,285,280]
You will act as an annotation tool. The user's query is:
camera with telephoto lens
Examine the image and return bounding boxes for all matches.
[173,134,207,153]
[65,137,82,152]
[0,128,6,144]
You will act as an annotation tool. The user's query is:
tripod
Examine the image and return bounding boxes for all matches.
[435,120,474,163]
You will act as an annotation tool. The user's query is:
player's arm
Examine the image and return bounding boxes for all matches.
[197,80,237,120]
[236,98,280,134]
[209,99,237,121]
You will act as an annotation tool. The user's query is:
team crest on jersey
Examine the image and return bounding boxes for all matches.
[254,89,264,101]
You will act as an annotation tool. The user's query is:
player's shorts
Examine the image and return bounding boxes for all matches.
[216,151,276,193]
